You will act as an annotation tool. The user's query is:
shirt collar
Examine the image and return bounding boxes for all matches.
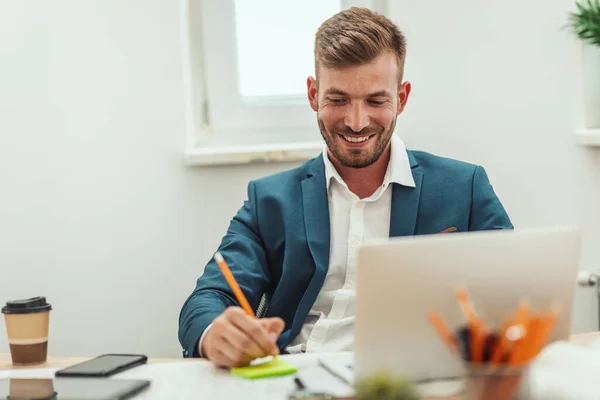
[322,133,416,191]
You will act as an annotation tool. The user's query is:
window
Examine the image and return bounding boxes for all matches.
[182,0,389,165]
[234,0,341,101]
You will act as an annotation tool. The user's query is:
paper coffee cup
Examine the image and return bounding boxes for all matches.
[8,378,56,400]
[2,297,51,366]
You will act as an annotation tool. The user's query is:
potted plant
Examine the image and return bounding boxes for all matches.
[567,0,600,128]
[354,371,422,400]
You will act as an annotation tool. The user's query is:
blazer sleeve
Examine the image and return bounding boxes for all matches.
[469,166,514,231]
[178,180,271,358]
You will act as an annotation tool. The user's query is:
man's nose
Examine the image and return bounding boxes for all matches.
[344,103,370,133]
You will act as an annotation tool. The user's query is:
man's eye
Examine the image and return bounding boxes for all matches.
[368,100,386,106]
[329,98,346,105]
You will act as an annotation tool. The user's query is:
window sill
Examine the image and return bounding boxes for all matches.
[184,141,324,166]
[576,129,600,147]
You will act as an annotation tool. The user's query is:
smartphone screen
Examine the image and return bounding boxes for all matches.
[56,354,147,377]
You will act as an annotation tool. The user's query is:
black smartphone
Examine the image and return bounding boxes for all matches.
[55,354,148,378]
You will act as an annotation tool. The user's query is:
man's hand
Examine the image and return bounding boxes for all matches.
[201,306,285,368]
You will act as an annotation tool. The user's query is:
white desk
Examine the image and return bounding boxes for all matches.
[0,332,598,400]
[0,353,356,400]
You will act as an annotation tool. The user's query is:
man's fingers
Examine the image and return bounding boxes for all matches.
[212,350,240,368]
[213,337,252,368]
[208,308,283,365]
[230,313,280,356]
[218,345,252,367]
[211,350,232,368]
[221,321,264,359]
[259,317,285,344]
[260,317,285,335]
[205,337,231,368]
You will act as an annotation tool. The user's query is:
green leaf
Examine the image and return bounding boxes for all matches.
[566,0,600,46]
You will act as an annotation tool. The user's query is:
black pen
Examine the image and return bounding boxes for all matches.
[294,377,306,391]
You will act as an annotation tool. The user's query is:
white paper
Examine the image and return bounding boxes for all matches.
[0,348,598,400]
[114,361,295,400]
[112,356,353,400]
[527,341,600,400]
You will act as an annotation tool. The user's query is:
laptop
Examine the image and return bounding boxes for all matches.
[320,227,582,384]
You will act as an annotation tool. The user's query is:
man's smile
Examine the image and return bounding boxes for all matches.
[337,133,375,147]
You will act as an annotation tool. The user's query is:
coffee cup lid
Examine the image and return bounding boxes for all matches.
[2,297,51,314]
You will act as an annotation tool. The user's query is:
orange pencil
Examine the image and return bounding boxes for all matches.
[456,287,486,363]
[490,300,530,363]
[214,252,256,318]
[489,319,511,363]
[528,304,560,360]
[509,316,541,365]
[427,309,459,355]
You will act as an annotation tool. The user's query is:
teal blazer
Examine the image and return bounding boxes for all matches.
[178,150,513,357]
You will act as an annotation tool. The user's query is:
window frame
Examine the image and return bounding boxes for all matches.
[181,0,388,166]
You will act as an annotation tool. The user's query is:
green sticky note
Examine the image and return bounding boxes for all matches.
[231,357,297,379]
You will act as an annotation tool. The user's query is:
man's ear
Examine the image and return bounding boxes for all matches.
[397,81,411,115]
[307,76,318,112]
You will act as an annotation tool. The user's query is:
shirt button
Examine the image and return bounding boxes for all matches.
[354,202,364,209]
[331,313,340,320]
[308,340,317,347]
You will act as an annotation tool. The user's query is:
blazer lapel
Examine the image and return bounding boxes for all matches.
[281,156,331,346]
[389,153,424,237]
[301,156,330,275]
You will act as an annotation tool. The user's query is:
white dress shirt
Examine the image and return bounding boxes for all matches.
[286,134,415,353]
[197,134,415,357]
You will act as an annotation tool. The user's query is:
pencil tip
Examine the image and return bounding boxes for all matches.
[456,286,468,300]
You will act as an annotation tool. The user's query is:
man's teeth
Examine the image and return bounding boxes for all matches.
[343,135,370,143]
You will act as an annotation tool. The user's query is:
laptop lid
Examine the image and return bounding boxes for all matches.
[354,227,581,382]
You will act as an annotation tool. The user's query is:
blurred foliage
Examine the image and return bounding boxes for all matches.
[567,0,600,46]
[354,371,421,400]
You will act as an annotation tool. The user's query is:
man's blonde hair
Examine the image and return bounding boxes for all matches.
[314,7,407,84]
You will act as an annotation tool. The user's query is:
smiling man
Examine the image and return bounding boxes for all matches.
[178,7,513,368]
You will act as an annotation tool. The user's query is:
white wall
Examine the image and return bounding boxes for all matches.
[0,0,598,358]
[0,0,303,358]
[391,0,600,333]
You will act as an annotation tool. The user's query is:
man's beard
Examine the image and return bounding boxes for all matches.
[318,118,396,169]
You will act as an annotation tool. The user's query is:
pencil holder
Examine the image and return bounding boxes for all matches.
[463,363,530,400]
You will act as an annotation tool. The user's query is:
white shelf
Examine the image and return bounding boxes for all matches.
[576,129,600,147]
[184,141,323,166]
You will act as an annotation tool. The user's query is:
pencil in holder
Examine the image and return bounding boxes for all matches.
[427,287,561,400]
